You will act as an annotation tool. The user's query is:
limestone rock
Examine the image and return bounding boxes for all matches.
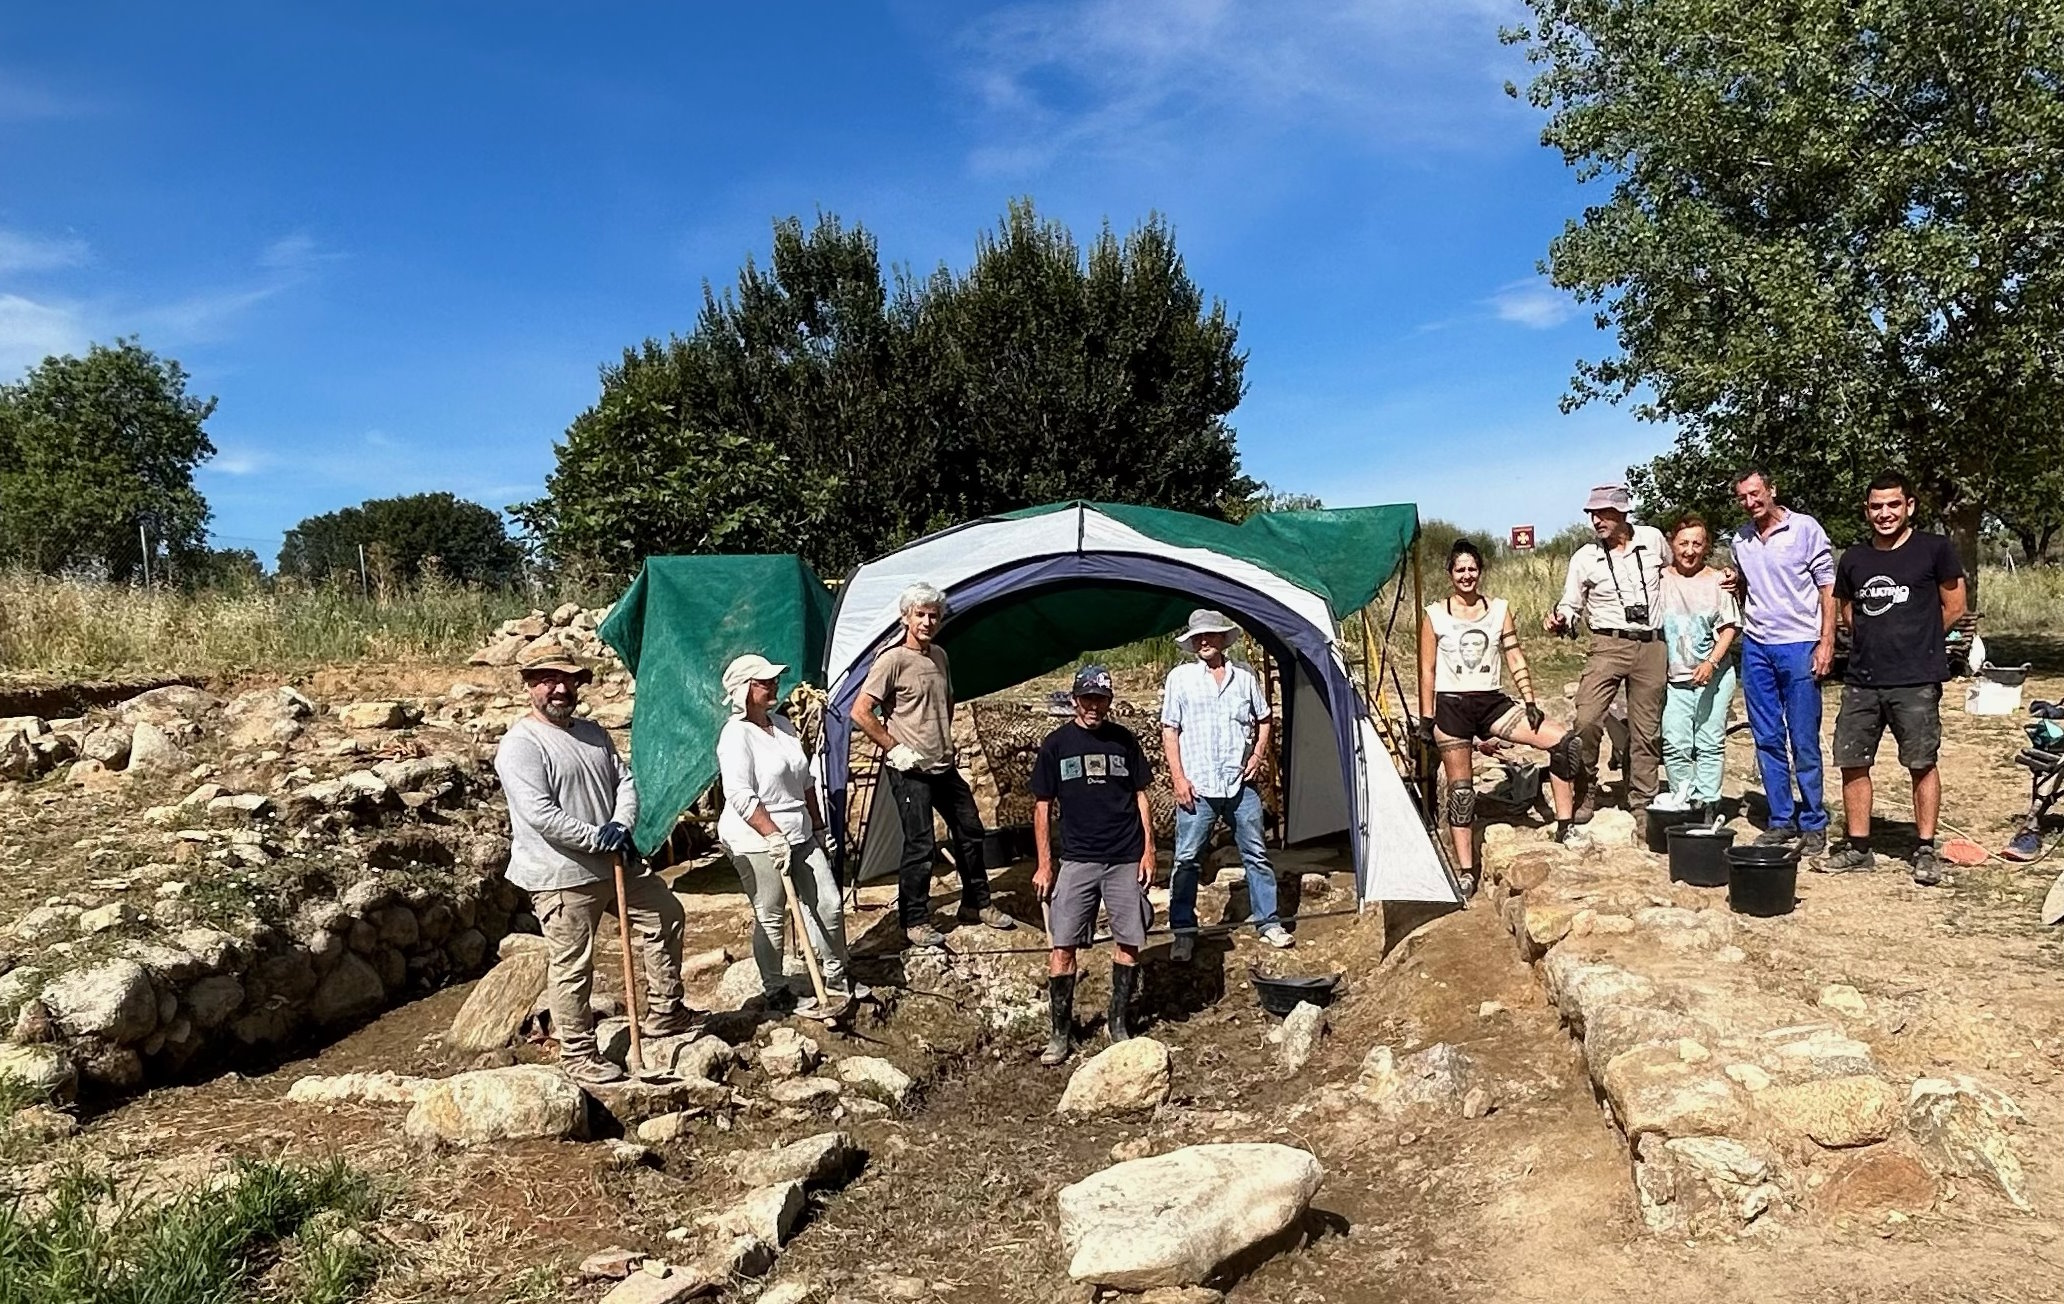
[1355,1042,1476,1119]
[580,1247,646,1281]
[11,907,78,944]
[115,685,222,725]
[309,953,386,1025]
[184,974,245,1029]
[1277,1001,1326,1073]
[1763,1075,1900,1148]
[469,633,528,667]
[681,947,731,980]
[834,1055,917,1110]
[759,1026,821,1080]
[1585,808,1638,847]
[1815,1145,1939,1217]
[1905,1076,2028,1209]
[0,1043,77,1102]
[642,1034,736,1083]
[709,959,766,1012]
[126,721,188,774]
[42,959,157,1043]
[403,1065,590,1146]
[702,1180,806,1247]
[726,1131,861,1188]
[598,1263,715,1304]
[1057,1038,1170,1118]
[637,1110,704,1143]
[1633,1133,1783,1231]
[1600,1041,1746,1140]
[446,949,549,1053]
[1817,983,1868,1019]
[338,700,412,730]
[81,725,133,768]
[587,1075,732,1123]
[287,1071,433,1106]
[767,1077,843,1108]
[1057,1143,1323,1288]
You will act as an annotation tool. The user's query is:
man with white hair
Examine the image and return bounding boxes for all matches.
[1162,608,1290,956]
[852,581,1018,949]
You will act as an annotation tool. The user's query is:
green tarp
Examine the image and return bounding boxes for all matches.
[600,554,834,854]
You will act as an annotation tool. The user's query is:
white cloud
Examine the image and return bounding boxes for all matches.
[954,0,1526,173]
[206,447,267,476]
[0,293,89,376]
[0,229,89,275]
[1490,277,1575,329]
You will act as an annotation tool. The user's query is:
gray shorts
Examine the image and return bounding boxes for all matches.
[1049,859,1152,949]
[1833,682,1942,770]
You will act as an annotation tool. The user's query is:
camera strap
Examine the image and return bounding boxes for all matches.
[1602,541,1651,620]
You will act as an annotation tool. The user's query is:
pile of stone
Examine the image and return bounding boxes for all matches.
[1478,815,2031,1234]
[467,602,622,673]
[2,684,221,788]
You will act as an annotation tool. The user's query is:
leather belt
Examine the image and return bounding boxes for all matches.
[1597,628,1659,643]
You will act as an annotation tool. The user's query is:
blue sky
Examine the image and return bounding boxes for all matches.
[0,0,1662,564]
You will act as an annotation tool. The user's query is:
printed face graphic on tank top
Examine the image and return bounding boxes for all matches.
[1454,629,1490,674]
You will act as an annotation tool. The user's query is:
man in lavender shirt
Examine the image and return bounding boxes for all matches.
[1724,468,1837,855]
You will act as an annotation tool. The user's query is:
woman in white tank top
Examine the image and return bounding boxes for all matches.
[1416,539,1584,896]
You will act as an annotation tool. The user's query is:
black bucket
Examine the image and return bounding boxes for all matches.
[1667,825,1736,886]
[1726,844,1799,916]
[1646,805,1704,853]
[980,824,1035,867]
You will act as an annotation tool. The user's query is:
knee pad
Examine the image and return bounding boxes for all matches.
[1549,732,1583,782]
[1445,779,1478,829]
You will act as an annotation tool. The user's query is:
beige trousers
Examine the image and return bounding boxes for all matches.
[1573,633,1668,812]
[533,870,686,1059]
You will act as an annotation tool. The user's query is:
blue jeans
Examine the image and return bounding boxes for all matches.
[1740,638,1828,832]
[1170,786,1279,932]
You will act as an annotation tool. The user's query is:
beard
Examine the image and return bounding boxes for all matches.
[541,698,576,724]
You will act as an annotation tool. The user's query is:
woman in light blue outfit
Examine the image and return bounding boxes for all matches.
[1657,516,1741,818]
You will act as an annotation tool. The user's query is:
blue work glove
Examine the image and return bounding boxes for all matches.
[595,821,632,854]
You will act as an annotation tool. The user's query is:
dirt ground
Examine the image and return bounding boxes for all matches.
[12,656,2064,1302]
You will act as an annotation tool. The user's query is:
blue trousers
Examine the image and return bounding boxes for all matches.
[1740,638,1827,832]
[1170,786,1279,932]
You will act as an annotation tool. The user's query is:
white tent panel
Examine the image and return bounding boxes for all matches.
[1357,718,1457,902]
[1283,661,1349,843]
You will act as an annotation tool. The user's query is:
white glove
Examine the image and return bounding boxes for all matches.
[758,829,792,858]
[885,743,927,771]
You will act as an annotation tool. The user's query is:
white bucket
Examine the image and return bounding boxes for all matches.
[1966,663,2026,716]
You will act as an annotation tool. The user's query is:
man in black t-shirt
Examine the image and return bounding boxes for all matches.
[1821,472,1968,885]
[1030,664,1156,1067]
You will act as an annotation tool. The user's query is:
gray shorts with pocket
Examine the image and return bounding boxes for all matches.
[1832,682,1942,770]
[1050,859,1153,949]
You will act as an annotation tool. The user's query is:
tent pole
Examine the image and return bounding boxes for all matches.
[1411,543,1436,816]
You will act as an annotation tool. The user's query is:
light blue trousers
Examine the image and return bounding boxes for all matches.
[1661,664,1737,805]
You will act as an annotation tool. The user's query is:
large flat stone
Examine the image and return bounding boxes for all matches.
[1057,1143,1322,1289]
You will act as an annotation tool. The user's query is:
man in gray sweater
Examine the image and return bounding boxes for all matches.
[494,640,693,1084]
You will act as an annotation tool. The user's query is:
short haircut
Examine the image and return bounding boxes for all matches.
[1732,466,1772,491]
[1669,513,1710,539]
[1866,470,1915,500]
[898,581,948,618]
[1447,538,1485,570]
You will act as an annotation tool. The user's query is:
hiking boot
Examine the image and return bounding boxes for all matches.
[2003,829,2044,862]
[1753,826,1799,847]
[1572,791,1598,825]
[1259,923,1295,949]
[1555,823,1591,851]
[561,1054,627,1086]
[640,1005,702,1039]
[905,924,948,950]
[958,906,1018,931]
[1042,974,1076,1067]
[1107,964,1137,1043]
[758,987,798,1015]
[1796,830,1827,858]
[1815,844,1875,874]
[1910,844,1945,887]
[1169,933,1196,963]
[1454,870,1479,899]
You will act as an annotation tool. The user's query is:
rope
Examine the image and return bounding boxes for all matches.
[927,904,1370,957]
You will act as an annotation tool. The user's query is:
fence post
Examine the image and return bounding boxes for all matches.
[139,523,151,588]
[358,543,370,598]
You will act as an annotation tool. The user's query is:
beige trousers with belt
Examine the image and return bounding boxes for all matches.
[533,870,686,1059]
[1573,632,1668,812]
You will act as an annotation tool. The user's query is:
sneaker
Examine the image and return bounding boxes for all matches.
[1910,844,1945,887]
[1169,934,1195,963]
[1753,826,1799,847]
[1259,924,1295,949]
[640,1005,702,1039]
[1815,844,1875,874]
[1796,830,1828,858]
[1455,871,1479,899]
[561,1054,627,1086]
[1555,824,1591,851]
[2003,829,2044,862]
[794,995,852,1023]
[958,906,1018,932]
[905,924,948,950]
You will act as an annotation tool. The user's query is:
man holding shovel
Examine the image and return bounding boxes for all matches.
[495,640,695,1085]
[1031,665,1156,1066]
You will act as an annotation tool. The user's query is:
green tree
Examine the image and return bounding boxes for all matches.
[0,339,216,579]
[517,202,1254,578]
[1508,0,2064,594]
[278,492,521,586]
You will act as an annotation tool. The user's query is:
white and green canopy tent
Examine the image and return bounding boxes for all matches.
[820,500,1458,906]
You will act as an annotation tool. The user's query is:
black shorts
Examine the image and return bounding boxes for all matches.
[1832,683,1942,770]
[1435,691,1525,743]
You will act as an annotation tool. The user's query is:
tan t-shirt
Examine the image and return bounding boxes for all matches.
[859,644,954,766]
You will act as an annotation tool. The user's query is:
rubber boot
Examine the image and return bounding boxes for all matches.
[1107,963,1137,1043]
[1040,975,1075,1066]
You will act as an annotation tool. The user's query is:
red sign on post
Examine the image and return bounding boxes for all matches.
[1509,525,1536,553]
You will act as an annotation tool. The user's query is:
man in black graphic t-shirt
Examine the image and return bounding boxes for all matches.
[1822,472,1968,886]
[1030,664,1155,1067]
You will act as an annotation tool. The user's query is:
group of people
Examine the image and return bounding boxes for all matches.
[1422,469,1967,895]
[492,583,1292,1080]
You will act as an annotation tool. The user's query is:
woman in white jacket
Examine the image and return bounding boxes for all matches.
[717,654,852,1019]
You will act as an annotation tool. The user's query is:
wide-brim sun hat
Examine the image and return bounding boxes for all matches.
[1584,483,1633,513]
[517,639,593,683]
[722,653,788,702]
[1174,608,1240,651]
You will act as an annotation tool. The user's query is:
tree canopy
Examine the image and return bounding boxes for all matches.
[515,202,1257,578]
[0,339,217,579]
[1508,0,2064,562]
[278,492,522,586]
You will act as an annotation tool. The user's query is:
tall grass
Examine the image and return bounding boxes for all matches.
[0,1157,384,1304]
[0,571,524,676]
